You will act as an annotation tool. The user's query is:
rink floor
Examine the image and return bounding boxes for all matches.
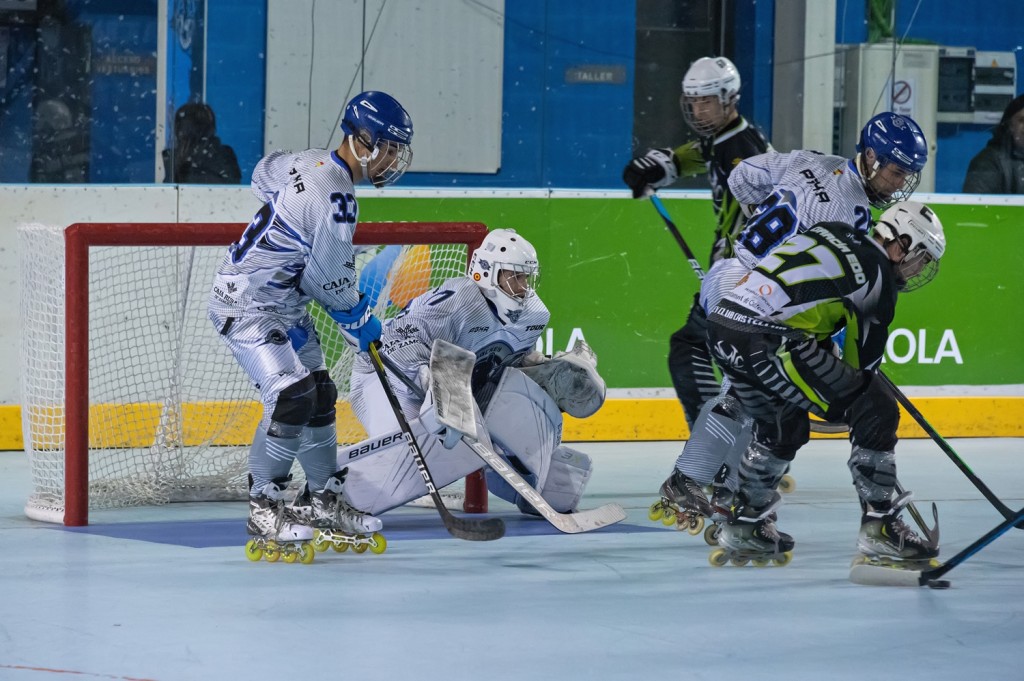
[1,438,1021,681]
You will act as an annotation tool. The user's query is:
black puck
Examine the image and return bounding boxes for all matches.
[927,579,951,589]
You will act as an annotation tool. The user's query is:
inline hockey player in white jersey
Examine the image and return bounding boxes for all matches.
[208,90,414,561]
[655,112,929,541]
[339,228,607,524]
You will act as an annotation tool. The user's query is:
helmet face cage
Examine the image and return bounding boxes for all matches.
[679,57,740,137]
[469,229,540,323]
[874,201,945,292]
[857,112,927,208]
[341,91,414,187]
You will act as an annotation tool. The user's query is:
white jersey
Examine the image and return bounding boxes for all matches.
[353,276,550,407]
[209,148,363,323]
[729,150,873,268]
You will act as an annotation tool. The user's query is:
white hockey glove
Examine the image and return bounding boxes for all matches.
[519,340,606,418]
[622,148,679,199]
[327,294,381,353]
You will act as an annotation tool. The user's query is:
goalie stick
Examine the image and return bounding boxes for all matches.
[367,342,505,541]
[650,193,848,436]
[878,371,1024,529]
[387,341,627,533]
[850,503,1024,587]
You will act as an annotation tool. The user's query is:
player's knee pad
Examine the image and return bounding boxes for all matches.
[267,374,317,438]
[535,446,593,513]
[845,373,899,451]
[737,442,791,509]
[847,445,897,504]
[308,369,338,428]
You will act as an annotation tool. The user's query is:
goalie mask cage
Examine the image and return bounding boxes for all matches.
[19,221,489,526]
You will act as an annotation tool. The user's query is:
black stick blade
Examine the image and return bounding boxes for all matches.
[439,506,505,541]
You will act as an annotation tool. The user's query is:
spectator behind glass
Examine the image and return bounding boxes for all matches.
[162,103,242,184]
[962,94,1024,195]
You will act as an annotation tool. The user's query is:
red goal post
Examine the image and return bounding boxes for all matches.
[24,221,488,526]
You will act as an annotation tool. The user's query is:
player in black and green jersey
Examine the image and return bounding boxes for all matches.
[703,201,946,568]
[623,56,771,429]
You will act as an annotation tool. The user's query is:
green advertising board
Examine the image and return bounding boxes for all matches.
[361,192,1024,389]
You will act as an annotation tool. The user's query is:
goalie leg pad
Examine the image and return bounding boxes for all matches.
[339,412,490,516]
[484,367,563,492]
[536,446,593,513]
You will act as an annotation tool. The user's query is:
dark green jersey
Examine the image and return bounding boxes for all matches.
[708,222,898,370]
[672,115,771,265]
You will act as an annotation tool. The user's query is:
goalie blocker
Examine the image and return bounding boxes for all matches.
[339,340,609,518]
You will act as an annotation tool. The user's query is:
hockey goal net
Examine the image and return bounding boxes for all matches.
[19,221,489,525]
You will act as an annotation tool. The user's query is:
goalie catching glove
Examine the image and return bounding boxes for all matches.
[327,294,381,352]
[520,340,606,418]
[623,148,679,199]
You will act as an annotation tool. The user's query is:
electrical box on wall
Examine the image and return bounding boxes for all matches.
[937,48,1016,125]
[835,43,939,193]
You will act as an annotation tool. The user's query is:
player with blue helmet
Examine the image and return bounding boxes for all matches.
[210,90,415,561]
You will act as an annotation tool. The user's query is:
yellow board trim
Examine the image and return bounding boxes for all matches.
[1,397,1020,450]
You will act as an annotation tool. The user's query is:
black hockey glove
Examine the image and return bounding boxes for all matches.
[622,148,679,199]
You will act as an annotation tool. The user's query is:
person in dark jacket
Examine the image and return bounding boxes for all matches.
[162,103,241,184]
[962,94,1024,194]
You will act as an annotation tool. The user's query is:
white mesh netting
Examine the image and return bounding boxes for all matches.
[19,223,474,523]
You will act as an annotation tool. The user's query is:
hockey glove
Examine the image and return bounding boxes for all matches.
[622,148,679,199]
[327,294,381,353]
[286,326,309,351]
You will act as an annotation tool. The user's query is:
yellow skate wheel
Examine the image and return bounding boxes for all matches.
[283,550,298,564]
[264,541,281,563]
[369,532,387,555]
[662,512,678,527]
[703,524,720,546]
[647,501,665,522]
[773,552,793,567]
[730,557,749,567]
[244,540,263,562]
[779,474,796,494]
[709,548,729,567]
[299,544,315,565]
[687,515,705,536]
[312,536,330,553]
[333,541,350,553]
[752,557,771,567]
[353,535,370,554]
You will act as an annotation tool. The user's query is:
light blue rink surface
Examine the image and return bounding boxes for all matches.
[0,439,1021,681]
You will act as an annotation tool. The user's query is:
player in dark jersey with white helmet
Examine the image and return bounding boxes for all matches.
[703,201,945,572]
[209,91,413,561]
[623,56,772,431]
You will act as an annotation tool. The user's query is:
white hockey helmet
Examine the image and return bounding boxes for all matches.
[680,56,741,136]
[873,201,945,292]
[468,229,540,324]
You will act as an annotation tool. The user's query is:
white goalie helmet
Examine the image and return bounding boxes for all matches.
[680,56,741,136]
[873,201,946,292]
[468,229,540,324]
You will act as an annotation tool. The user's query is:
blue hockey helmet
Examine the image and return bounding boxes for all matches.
[856,112,928,207]
[340,91,413,186]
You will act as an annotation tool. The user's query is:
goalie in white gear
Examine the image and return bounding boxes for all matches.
[209,90,413,558]
[342,229,607,521]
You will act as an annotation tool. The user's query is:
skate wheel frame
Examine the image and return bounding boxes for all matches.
[244,539,315,564]
[312,530,388,556]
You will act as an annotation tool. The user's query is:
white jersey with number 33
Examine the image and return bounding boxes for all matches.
[209,148,363,322]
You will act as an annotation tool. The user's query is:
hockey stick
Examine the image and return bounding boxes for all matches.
[878,371,1023,529]
[367,342,505,541]
[648,193,705,280]
[402,340,627,533]
[850,503,1024,587]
